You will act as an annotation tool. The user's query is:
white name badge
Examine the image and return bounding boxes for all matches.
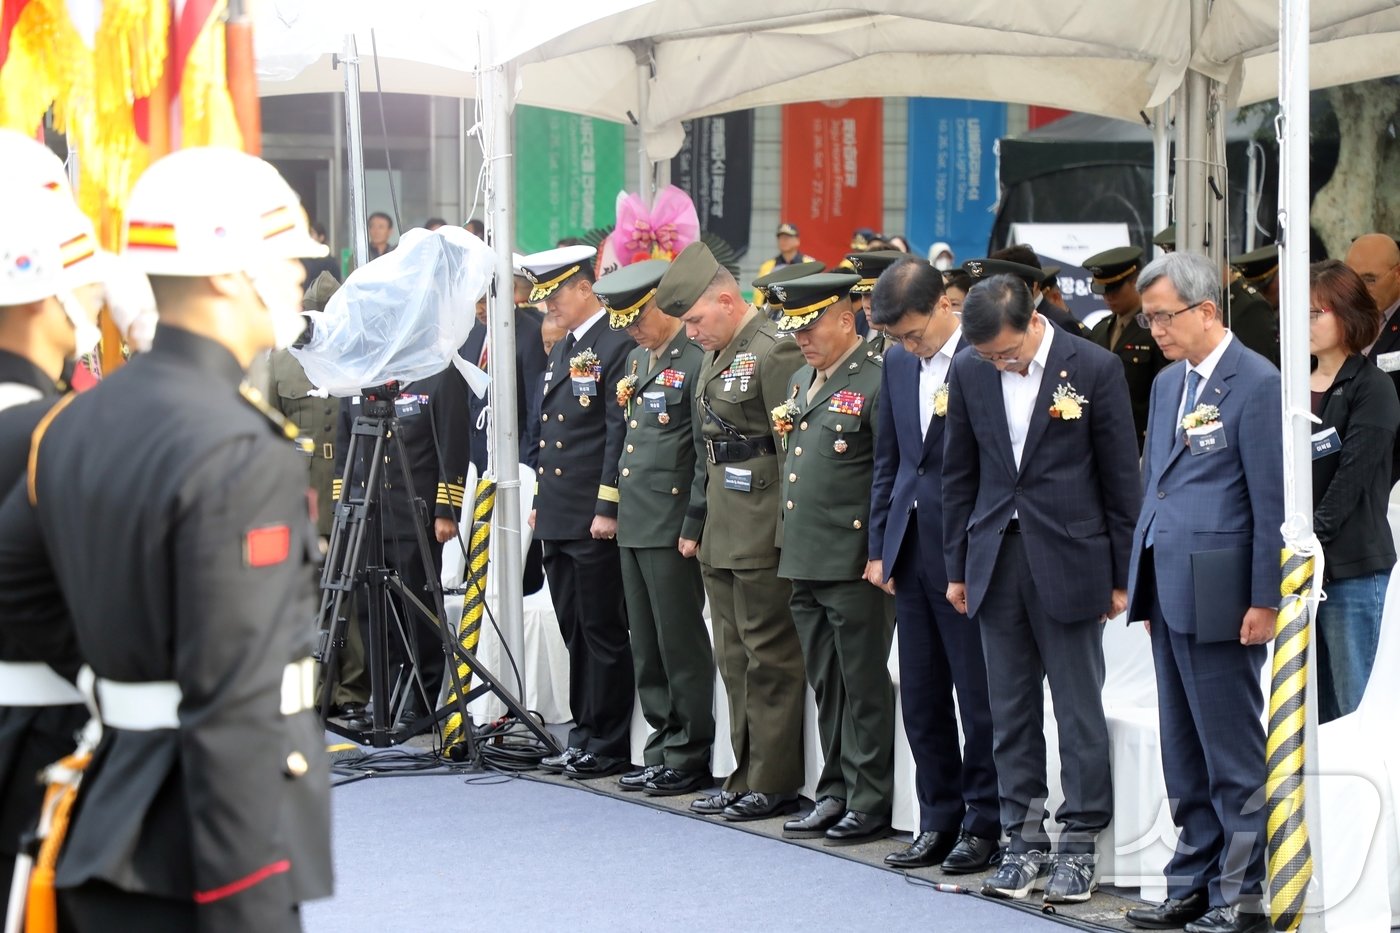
[1311,427,1341,460]
[642,390,667,413]
[723,467,753,493]
[1377,351,1400,373]
[1187,422,1227,456]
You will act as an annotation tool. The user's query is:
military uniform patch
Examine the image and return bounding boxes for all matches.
[657,369,686,389]
[828,390,865,416]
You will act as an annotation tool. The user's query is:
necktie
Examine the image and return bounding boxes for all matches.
[1177,369,1202,442]
[1108,315,1126,350]
[563,333,576,357]
[806,370,827,404]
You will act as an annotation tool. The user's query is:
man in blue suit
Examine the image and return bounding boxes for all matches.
[866,258,999,873]
[943,275,1141,903]
[1123,252,1280,933]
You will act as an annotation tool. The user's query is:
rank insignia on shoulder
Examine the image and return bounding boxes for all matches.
[657,369,686,389]
[245,524,291,567]
[829,390,864,415]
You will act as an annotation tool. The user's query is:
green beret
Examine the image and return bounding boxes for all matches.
[655,242,721,318]
[594,259,670,329]
[772,273,861,334]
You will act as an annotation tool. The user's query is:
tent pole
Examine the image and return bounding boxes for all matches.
[1151,101,1172,257]
[1177,0,1209,256]
[1274,0,1323,928]
[480,25,527,702]
[342,34,369,268]
[636,48,654,209]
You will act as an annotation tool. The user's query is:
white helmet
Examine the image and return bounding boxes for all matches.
[124,147,326,277]
[0,188,104,306]
[0,130,70,193]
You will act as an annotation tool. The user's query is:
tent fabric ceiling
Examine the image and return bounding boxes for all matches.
[256,0,1400,154]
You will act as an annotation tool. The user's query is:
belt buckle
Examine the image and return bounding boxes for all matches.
[705,437,717,463]
[322,442,334,460]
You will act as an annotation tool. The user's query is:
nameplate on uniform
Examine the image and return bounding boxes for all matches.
[571,377,597,397]
[394,394,423,416]
[1311,427,1341,460]
[1377,351,1400,373]
[1187,422,1227,456]
[642,391,667,413]
[723,467,753,492]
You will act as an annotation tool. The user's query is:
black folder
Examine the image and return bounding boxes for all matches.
[1190,546,1252,643]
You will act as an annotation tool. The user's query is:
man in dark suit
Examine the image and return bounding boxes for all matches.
[1347,233,1400,483]
[1154,226,1278,367]
[1123,252,1281,933]
[523,245,638,778]
[457,289,548,474]
[867,258,999,873]
[1084,246,1168,449]
[942,275,1141,904]
[964,249,1092,340]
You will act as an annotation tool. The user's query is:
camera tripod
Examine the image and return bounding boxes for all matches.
[314,382,557,757]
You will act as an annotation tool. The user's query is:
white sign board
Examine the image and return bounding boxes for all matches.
[1009,223,1130,265]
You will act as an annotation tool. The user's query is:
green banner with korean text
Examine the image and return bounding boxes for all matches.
[514,106,625,253]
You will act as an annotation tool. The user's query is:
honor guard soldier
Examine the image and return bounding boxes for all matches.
[965,250,1093,340]
[1041,265,1070,313]
[767,273,897,846]
[847,250,905,353]
[0,147,333,931]
[1230,243,1280,312]
[524,245,639,778]
[1083,246,1168,448]
[753,259,824,323]
[1157,226,1279,367]
[0,170,110,921]
[754,222,817,312]
[595,260,716,797]
[657,243,809,822]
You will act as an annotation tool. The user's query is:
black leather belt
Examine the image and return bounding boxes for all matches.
[706,435,777,463]
[1004,518,1022,534]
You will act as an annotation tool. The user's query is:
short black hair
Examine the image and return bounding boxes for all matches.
[990,244,1041,270]
[942,269,973,294]
[556,236,584,248]
[368,211,393,228]
[465,219,485,237]
[424,217,448,229]
[961,274,1033,344]
[870,258,944,327]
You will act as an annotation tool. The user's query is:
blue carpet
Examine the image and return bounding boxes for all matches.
[303,773,1062,932]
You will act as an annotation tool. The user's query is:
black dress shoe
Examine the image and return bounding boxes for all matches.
[721,791,800,822]
[1183,906,1266,933]
[540,746,583,773]
[690,790,741,815]
[617,764,665,792]
[564,752,629,779]
[884,831,956,868]
[1126,891,1210,930]
[824,810,890,846]
[328,702,365,719]
[940,830,1000,874]
[643,768,711,797]
[782,796,847,839]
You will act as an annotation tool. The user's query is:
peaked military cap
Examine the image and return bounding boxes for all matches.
[845,250,906,295]
[1083,245,1143,294]
[656,242,721,318]
[772,273,861,334]
[302,270,341,311]
[595,259,670,330]
[1229,244,1279,284]
[752,260,825,308]
[962,257,1043,288]
[1152,224,1176,249]
[1040,265,1062,288]
[518,244,597,302]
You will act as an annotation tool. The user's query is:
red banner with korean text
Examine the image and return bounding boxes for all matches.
[780,99,883,267]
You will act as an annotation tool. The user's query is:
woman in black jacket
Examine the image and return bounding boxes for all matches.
[1309,260,1400,722]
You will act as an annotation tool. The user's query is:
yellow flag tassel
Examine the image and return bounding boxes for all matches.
[178,1,242,149]
[0,0,89,135]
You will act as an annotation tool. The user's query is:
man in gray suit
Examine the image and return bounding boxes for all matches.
[942,275,1141,904]
[1124,253,1281,933]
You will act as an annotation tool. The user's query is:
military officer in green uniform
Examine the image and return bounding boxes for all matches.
[767,273,896,846]
[1156,226,1279,366]
[753,260,825,323]
[847,251,905,354]
[656,243,808,823]
[594,259,716,797]
[1082,246,1167,448]
[270,270,367,717]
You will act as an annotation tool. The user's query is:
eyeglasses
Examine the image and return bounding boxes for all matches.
[972,330,1029,365]
[891,312,935,348]
[1308,306,1332,322]
[1136,300,1205,329]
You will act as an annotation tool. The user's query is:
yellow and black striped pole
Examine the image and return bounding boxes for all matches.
[442,477,495,760]
[1266,547,1315,931]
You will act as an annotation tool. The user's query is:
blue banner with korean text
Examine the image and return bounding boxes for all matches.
[906,98,1007,267]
